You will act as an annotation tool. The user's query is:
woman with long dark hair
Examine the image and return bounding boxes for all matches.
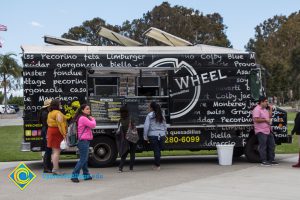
[71,104,96,183]
[143,102,167,170]
[47,99,67,175]
[116,105,137,172]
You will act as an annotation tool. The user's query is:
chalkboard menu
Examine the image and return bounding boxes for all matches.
[125,97,169,124]
[90,97,124,123]
[89,96,168,124]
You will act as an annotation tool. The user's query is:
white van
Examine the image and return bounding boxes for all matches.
[0,105,16,114]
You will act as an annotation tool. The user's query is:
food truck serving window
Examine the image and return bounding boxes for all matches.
[95,77,118,96]
[137,77,160,96]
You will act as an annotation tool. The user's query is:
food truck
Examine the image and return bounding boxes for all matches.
[21,28,291,167]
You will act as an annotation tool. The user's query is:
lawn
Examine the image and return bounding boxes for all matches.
[0,126,41,162]
[0,111,299,162]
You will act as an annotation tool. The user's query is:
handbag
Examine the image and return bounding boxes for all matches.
[115,121,122,136]
[60,139,68,150]
[125,120,139,143]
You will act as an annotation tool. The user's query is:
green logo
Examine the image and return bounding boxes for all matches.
[8,162,36,190]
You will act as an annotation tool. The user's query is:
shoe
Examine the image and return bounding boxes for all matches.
[71,178,79,183]
[152,165,161,170]
[270,161,279,166]
[84,175,93,181]
[43,169,52,173]
[118,169,123,173]
[52,169,64,175]
[292,163,300,168]
[261,161,271,167]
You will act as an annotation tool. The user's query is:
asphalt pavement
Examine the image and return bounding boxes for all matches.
[0,154,299,200]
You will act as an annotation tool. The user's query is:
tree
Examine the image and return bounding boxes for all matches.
[8,96,24,106]
[246,12,300,100]
[62,2,231,47]
[0,53,22,113]
[119,2,231,47]
[62,17,121,46]
[0,91,4,104]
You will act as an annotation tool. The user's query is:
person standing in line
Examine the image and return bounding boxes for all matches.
[71,104,96,183]
[143,102,167,170]
[291,111,300,168]
[47,99,67,175]
[116,106,137,173]
[38,99,52,173]
[252,96,278,166]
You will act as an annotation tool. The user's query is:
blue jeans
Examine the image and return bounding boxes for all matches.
[257,133,275,162]
[149,136,166,167]
[72,140,90,178]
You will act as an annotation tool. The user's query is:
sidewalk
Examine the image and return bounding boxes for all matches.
[121,155,299,200]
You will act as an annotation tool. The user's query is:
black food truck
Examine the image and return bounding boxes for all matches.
[21,31,291,167]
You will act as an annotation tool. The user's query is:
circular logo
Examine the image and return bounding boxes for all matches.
[148,58,200,119]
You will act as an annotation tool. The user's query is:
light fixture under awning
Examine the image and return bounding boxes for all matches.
[143,27,193,46]
[98,27,142,46]
[44,35,91,46]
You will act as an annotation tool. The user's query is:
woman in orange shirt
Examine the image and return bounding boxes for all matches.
[47,99,67,175]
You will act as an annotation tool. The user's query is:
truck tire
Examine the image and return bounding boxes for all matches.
[88,136,117,167]
[245,135,261,163]
[233,147,244,158]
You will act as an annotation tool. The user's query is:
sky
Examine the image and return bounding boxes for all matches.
[0,0,299,96]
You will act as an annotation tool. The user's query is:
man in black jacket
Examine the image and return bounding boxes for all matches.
[291,112,300,168]
[38,99,53,173]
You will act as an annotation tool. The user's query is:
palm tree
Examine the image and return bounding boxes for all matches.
[0,53,22,113]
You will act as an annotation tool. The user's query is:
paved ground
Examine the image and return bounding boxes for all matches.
[0,154,299,200]
[0,110,23,126]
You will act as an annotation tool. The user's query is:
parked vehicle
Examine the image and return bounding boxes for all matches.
[0,105,16,114]
[9,104,20,113]
[20,28,291,167]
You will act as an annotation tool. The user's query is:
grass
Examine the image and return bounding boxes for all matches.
[0,126,41,162]
[0,111,299,162]
[0,126,76,162]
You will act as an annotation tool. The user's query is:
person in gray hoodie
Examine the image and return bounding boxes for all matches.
[144,102,167,170]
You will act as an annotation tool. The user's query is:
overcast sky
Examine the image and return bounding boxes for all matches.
[0,0,299,96]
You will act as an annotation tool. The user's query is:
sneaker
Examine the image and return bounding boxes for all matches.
[270,161,279,166]
[71,178,79,183]
[261,161,271,167]
[52,169,64,175]
[118,169,123,173]
[83,175,93,181]
[43,169,52,173]
[152,165,161,170]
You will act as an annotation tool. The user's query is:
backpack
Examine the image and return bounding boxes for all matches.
[66,121,87,147]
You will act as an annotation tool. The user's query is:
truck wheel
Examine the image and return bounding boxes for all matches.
[89,136,117,167]
[245,135,261,163]
[233,147,244,158]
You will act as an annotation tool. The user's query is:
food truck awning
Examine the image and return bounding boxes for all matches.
[143,27,193,46]
[89,67,174,76]
[98,27,143,46]
[44,35,91,46]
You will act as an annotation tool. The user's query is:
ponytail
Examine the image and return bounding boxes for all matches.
[150,101,164,123]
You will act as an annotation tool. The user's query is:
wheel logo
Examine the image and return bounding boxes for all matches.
[148,58,200,119]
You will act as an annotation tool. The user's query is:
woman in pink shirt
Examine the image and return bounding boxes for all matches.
[71,104,96,183]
